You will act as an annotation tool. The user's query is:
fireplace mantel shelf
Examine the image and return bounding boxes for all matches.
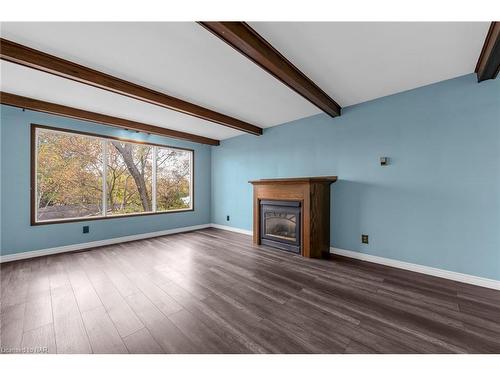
[249,176,337,184]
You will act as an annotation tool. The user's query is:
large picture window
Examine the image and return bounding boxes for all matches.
[32,125,193,224]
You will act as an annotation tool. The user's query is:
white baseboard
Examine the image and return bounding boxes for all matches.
[210,223,253,236]
[330,247,500,291]
[0,224,211,263]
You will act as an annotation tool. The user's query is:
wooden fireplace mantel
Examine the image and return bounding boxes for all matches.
[249,176,337,258]
[249,176,338,184]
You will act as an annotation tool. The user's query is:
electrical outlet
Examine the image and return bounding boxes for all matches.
[83,226,89,234]
[361,234,369,244]
[226,215,230,221]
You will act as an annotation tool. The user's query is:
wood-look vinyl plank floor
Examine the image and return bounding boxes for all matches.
[122,328,163,354]
[1,228,499,354]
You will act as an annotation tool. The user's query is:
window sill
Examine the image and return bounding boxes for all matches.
[31,207,194,226]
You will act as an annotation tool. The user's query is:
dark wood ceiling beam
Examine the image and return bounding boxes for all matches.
[198,22,341,117]
[0,92,220,146]
[0,38,262,135]
[475,22,500,82]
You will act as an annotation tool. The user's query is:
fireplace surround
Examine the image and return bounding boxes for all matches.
[249,176,337,258]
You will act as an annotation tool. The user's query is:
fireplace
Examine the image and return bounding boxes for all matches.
[260,200,301,254]
[250,176,337,258]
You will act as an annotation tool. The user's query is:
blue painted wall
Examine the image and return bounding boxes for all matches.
[0,105,212,255]
[211,74,500,280]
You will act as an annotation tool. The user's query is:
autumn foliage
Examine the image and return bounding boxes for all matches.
[36,129,191,221]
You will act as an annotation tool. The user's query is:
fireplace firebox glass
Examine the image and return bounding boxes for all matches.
[264,211,297,241]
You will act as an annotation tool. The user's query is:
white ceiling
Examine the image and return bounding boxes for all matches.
[0,22,490,141]
[250,22,489,107]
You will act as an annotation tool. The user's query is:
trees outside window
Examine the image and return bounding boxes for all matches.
[34,126,193,223]
[36,130,103,221]
[156,147,191,211]
[107,141,153,215]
